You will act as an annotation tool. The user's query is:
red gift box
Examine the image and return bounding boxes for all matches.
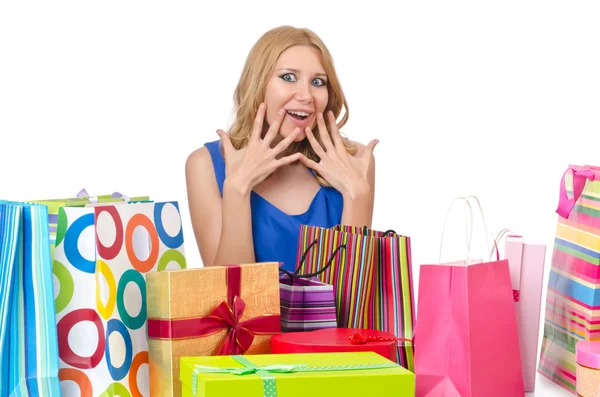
[271,328,411,363]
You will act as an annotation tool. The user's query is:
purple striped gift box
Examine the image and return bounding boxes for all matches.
[280,276,337,332]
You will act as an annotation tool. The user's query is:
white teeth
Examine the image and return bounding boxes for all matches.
[287,110,309,117]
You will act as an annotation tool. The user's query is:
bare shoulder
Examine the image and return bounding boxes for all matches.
[185,145,222,266]
[186,146,217,181]
[186,146,212,171]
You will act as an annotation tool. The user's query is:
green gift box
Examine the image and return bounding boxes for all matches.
[180,351,414,397]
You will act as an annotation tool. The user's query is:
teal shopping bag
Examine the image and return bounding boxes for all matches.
[0,201,61,396]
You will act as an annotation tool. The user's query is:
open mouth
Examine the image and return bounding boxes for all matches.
[286,110,311,121]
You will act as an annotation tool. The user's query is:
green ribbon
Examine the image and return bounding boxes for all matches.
[191,355,400,397]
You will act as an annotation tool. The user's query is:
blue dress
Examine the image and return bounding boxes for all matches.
[204,140,344,272]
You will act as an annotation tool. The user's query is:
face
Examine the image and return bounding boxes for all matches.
[263,45,329,141]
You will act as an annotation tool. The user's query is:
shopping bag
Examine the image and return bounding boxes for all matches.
[538,164,600,394]
[294,224,376,330]
[338,226,415,370]
[295,224,416,370]
[29,189,150,260]
[53,204,149,396]
[0,201,61,396]
[414,196,525,397]
[279,239,342,332]
[492,229,546,393]
[94,201,187,396]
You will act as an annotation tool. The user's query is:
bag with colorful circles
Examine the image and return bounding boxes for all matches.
[53,200,186,396]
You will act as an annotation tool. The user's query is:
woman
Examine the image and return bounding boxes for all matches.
[185,25,378,271]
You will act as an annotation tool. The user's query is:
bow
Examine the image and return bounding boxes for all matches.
[209,296,279,355]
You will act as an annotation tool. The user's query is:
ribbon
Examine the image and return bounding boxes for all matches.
[190,355,400,397]
[147,265,280,355]
[348,333,412,345]
[556,167,596,218]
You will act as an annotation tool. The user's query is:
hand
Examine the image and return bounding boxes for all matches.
[297,110,378,198]
[217,103,302,196]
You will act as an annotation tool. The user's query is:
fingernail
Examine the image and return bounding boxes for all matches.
[279,108,285,115]
[259,103,265,109]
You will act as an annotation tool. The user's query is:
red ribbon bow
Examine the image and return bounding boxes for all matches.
[148,265,280,355]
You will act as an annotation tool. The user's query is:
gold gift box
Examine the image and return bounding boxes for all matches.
[146,262,281,397]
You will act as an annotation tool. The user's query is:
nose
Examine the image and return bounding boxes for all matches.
[294,81,313,104]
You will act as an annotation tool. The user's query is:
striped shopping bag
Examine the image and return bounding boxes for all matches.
[336,226,415,371]
[538,164,600,394]
[295,224,416,370]
[295,224,376,330]
[0,201,61,396]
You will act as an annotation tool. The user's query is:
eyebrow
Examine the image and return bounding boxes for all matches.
[278,68,327,78]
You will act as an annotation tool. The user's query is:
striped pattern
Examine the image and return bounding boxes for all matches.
[295,225,415,371]
[279,276,337,332]
[338,226,415,371]
[295,225,375,330]
[539,167,600,394]
[0,201,61,396]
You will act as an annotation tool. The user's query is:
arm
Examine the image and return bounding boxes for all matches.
[185,147,256,267]
[340,142,376,228]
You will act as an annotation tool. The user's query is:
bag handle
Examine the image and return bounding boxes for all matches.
[465,195,499,262]
[360,225,397,237]
[556,167,595,218]
[280,239,347,283]
[76,188,131,203]
[438,197,474,265]
[438,195,498,266]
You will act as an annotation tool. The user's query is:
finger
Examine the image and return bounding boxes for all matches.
[304,126,326,158]
[270,152,303,171]
[217,129,234,154]
[328,111,345,149]
[272,127,301,155]
[250,103,267,142]
[296,153,322,172]
[316,112,334,151]
[362,139,380,158]
[264,108,286,144]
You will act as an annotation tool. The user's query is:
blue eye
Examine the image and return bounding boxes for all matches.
[280,73,296,82]
[312,78,327,87]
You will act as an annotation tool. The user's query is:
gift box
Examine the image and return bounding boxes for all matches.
[279,276,337,332]
[271,328,410,363]
[147,262,282,397]
[279,239,340,332]
[180,351,415,397]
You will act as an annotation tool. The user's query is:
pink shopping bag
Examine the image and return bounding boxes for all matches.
[414,197,525,397]
[492,230,546,393]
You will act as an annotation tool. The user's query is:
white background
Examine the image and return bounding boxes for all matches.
[1,1,599,395]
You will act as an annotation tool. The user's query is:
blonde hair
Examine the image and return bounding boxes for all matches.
[227,25,357,187]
